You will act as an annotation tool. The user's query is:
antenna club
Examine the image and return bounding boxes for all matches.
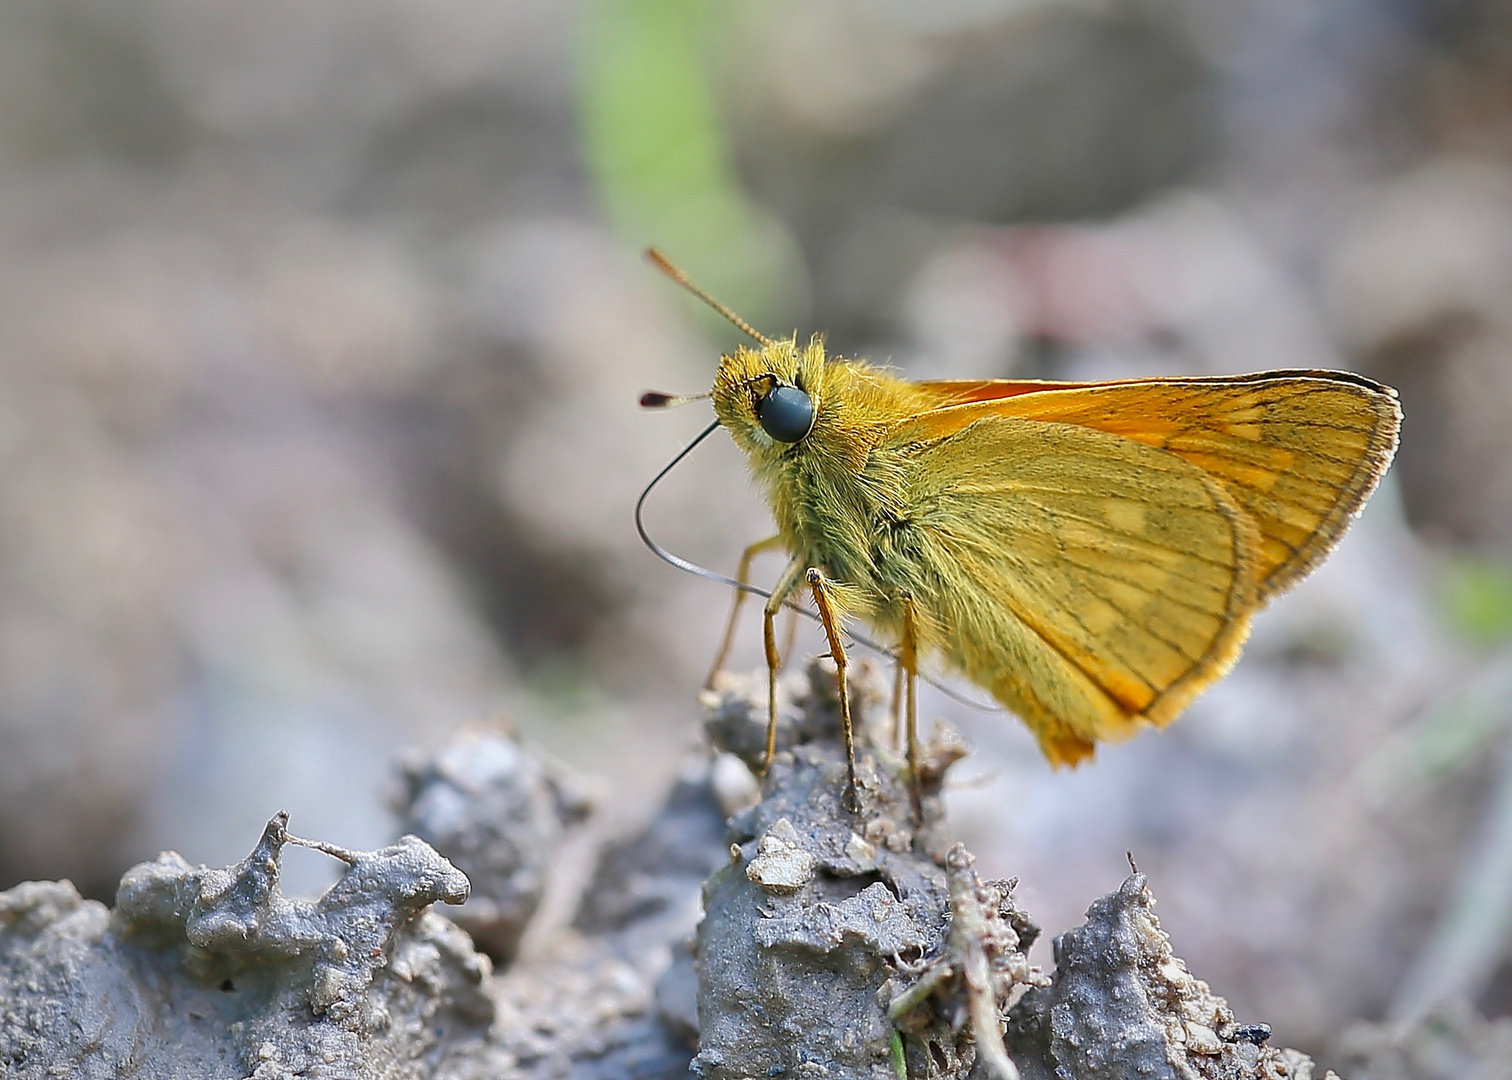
[646,248,679,277]
[639,389,712,409]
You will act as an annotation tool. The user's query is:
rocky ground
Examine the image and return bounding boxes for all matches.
[6,660,1498,1080]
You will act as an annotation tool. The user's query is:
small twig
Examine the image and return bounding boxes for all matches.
[946,846,1021,1080]
[942,769,1003,794]
[887,962,954,1020]
[285,834,360,866]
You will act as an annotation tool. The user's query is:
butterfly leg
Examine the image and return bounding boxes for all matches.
[705,533,785,689]
[779,605,800,670]
[806,567,858,811]
[891,660,905,752]
[900,595,922,821]
[760,557,809,780]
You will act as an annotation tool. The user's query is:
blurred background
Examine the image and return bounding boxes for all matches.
[1,0,1511,1066]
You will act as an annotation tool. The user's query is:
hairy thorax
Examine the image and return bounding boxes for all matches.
[712,339,952,634]
[771,417,932,635]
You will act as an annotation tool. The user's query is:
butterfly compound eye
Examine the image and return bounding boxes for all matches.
[756,384,815,443]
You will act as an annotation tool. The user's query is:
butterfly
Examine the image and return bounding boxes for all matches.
[640,250,1401,807]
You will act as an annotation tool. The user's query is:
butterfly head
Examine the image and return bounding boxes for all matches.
[713,335,828,457]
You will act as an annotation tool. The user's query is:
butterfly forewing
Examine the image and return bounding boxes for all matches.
[912,371,1401,601]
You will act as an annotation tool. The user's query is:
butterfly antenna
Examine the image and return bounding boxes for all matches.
[645,248,775,348]
[640,389,712,409]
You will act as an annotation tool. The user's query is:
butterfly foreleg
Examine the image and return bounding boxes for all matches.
[807,567,859,811]
[761,557,808,781]
[707,533,786,688]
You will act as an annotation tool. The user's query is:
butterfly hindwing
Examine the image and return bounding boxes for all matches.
[879,412,1262,765]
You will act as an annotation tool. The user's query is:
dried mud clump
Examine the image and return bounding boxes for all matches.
[0,813,487,1080]
[694,658,1028,1080]
[888,844,1048,1080]
[1007,873,1333,1080]
[696,659,1337,1080]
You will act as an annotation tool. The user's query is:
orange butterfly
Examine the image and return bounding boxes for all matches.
[642,250,1401,806]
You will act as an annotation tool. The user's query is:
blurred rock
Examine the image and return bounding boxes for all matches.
[1327,160,1512,548]
[395,727,593,964]
[571,764,728,945]
[1339,999,1512,1080]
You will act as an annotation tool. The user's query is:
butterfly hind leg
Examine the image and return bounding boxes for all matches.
[891,661,905,753]
[759,557,809,780]
[900,594,922,821]
[806,568,859,811]
[705,533,785,689]
[779,604,800,668]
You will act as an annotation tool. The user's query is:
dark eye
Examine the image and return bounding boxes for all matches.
[756,384,815,443]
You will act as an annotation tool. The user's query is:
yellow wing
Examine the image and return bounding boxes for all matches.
[884,414,1262,767]
[910,370,1401,601]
